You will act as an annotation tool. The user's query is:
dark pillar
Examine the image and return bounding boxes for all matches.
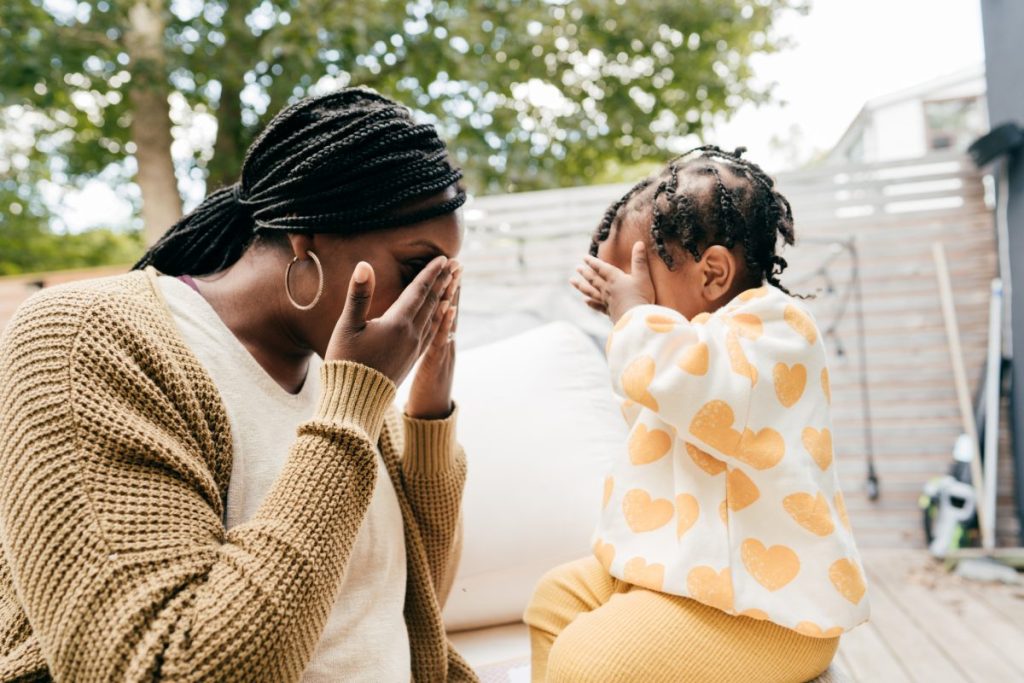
[980,0,1024,542]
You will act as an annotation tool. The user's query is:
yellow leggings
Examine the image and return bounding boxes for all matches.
[524,556,839,683]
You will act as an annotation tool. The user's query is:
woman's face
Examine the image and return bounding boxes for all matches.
[288,187,465,356]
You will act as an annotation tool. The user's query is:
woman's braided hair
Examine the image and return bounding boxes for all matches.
[135,87,466,276]
[589,145,797,295]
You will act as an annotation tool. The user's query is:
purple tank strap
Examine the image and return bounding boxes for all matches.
[177,274,201,294]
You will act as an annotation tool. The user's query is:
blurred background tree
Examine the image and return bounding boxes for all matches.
[0,0,805,271]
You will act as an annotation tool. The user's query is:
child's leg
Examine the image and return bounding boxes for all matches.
[543,585,839,683]
[523,556,629,682]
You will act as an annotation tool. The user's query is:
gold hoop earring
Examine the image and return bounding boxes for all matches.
[284,250,324,311]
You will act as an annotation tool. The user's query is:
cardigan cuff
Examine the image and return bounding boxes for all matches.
[315,361,396,444]
[402,403,460,476]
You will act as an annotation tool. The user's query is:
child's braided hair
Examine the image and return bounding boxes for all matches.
[589,145,797,295]
[135,87,465,276]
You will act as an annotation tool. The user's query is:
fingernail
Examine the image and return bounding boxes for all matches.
[439,300,451,314]
[354,263,370,283]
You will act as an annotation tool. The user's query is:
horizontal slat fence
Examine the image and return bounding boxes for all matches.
[458,151,1017,548]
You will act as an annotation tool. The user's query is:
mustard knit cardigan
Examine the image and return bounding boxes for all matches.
[0,270,478,682]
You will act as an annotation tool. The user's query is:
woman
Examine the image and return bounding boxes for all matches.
[0,88,477,682]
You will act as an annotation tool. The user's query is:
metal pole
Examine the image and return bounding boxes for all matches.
[983,279,1003,549]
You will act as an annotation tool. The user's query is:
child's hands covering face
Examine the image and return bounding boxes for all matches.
[572,241,656,323]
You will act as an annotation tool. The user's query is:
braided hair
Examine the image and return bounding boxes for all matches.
[589,145,798,295]
[135,88,466,276]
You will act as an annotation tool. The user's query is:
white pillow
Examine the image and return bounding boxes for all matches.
[398,321,627,632]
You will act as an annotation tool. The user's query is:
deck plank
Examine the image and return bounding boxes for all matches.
[858,560,969,683]
[836,619,913,683]
[864,550,1023,682]
[960,578,1024,632]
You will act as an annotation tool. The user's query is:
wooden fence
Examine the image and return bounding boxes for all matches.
[458,151,1017,548]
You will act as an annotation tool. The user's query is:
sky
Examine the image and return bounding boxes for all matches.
[708,0,986,170]
[59,0,987,231]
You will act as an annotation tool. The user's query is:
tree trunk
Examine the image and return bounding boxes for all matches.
[205,0,255,192]
[125,0,181,246]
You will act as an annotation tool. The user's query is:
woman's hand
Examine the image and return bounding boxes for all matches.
[406,265,461,419]
[571,241,655,322]
[325,256,455,387]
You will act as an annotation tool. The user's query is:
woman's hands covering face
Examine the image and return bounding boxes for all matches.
[326,256,459,398]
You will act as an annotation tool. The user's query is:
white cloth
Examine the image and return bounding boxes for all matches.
[597,285,870,637]
[157,276,411,681]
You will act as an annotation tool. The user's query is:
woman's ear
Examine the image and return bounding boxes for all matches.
[286,233,315,260]
[699,245,739,303]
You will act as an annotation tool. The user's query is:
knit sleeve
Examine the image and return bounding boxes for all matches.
[0,291,394,682]
[399,406,467,607]
[606,288,819,469]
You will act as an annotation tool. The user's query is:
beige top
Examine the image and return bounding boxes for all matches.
[0,270,476,682]
[157,276,411,681]
[597,285,870,638]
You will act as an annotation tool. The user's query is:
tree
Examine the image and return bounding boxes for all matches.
[1,0,805,245]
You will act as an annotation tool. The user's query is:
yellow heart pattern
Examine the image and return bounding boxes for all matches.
[602,476,614,509]
[802,427,833,471]
[622,489,674,533]
[783,492,835,536]
[677,342,710,376]
[726,313,764,340]
[675,493,700,539]
[726,330,758,385]
[645,314,677,333]
[738,286,769,301]
[687,566,734,611]
[691,312,711,324]
[690,401,785,470]
[622,356,659,412]
[686,442,726,476]
[773,362,807,408]
[629,424,672,465]
[835,491,852,531]
[593,539,615,570]
[607,312,634,354]
[727,469,760,511]
[737,425,786,470]
[821,367,831,404]
[690,400,744,456]
[829,558,867,605]
[785,305,817,344]
[624,557,665,591]
[795,622,844,639]
[740,608,769,621]
[741,539,801,591]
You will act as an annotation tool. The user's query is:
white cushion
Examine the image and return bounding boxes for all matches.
[398,321,626,632]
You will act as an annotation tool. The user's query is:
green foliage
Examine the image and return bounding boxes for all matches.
[0,219,143,276]
[0,0,805,271]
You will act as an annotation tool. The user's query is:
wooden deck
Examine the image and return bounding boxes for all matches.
[840,549,1024,682]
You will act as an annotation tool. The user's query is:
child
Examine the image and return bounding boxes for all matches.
[525,146,869,683]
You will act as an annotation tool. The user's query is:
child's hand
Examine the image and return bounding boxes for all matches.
[572,241,656,322]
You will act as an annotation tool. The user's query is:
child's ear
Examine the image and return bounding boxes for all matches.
[699,246,739,303]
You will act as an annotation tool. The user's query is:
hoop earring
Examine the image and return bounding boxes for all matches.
[284,250,324,311]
